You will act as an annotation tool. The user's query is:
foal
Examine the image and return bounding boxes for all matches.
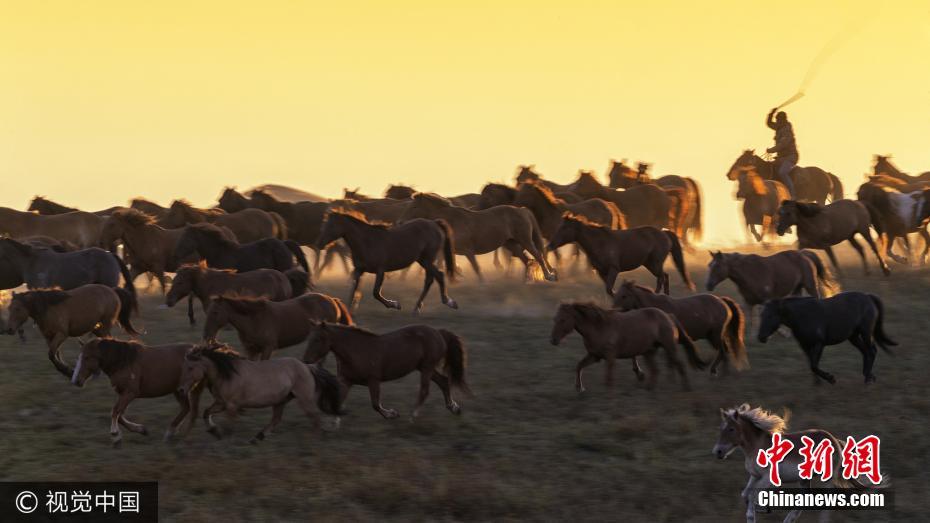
[550,302,706,391]
[304,322,471,418]
[6,285,139,378]
[71,339,205,446]
[758,292,896,384]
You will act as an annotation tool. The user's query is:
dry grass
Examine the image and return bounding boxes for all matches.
[0,245,921,522]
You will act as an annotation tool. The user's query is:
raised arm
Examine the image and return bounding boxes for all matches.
[765,108,778,130]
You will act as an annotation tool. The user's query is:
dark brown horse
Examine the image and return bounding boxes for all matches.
[777,200,890,276]
[165,263,296,325]
[130,198,169,220]
[159,200,285,242]
[316,209,458,312]
[548,214,693,296]
[174,223,310,278]
[6,285,138,377]
[726,149,842,204]
[0,237,76,292]
[202,293,353,360]
[705,250,838,330]
[514,180,625,232]
[178,343,342,443]
[613,281,747,375]
[71,338,205,445]
[384,184,417,200]
[566,171,683,232]
[0,207,104,248]
[735,170,791,243]
[550,302,706,391]
[606,160,703,244]
[304,322,470,418]
[515,165,576,193]
[872,154,930,183]
[398,192,556,281]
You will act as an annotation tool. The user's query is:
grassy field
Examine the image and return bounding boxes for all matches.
[0,245,923,522]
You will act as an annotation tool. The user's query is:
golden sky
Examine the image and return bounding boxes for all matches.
[2,1,928,242]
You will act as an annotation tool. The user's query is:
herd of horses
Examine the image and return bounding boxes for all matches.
[1,153,910,516]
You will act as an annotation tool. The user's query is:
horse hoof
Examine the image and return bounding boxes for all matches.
[576,386,586,393]
[111,438,122,449]
[384,409,399,419]
[827,376,837,385]
[140,427,149,436]
[449,404,462,416]
[208,427,223,440]
[445,299,458,310]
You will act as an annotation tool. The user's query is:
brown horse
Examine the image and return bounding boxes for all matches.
[566,171,682,231]
[178,344,342,443]
[0,207,103,248]
[174,222,310,277]
[399,192,556,281]
[317,209,459,312]
[130,198,169,220]
[872,154,930,183]
[165,263,295,325]
[613,281,747,375]
[777,200,890,276]
[384,184,417,200]
[5,285,139,378]
[550,302,706,391]
[607,160,704,245]
[515,165,576,193]
[304,322,471,418]
[202,293,353,360]
[0,237,77,292]
[705,250,838,330]
[548,214,693,296]
[71,338,205,446]
[726,149,843,204]
[735,170,791,243]
[865,173,930,193]
[514,180,625,233]
[27,196,123,217]
[159,200,285,242]
[857,182,930,264]
[330,197,412,224]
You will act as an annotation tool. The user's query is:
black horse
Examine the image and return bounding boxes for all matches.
[174,223,311,277]
[757,292,896,384]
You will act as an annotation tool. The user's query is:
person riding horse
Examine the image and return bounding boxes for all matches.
[766,108,799,196]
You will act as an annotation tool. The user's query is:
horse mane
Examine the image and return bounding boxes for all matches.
[482,183,517,199]
[323,322,380,337]
[620,279,652,294]
[14,289,71,317]
[725,403,789,434]
[130,197,162,208]
[93,338,142,374]
[575,171,602,186]
[785,200,822,217]
[520,180,564,206]
[177,260,235,275]
[250,189,282,204]
[111,208,156,226]
[567,302,610,323]
[561,211,608,229]
[412,192,453,206]
[187,343,242,380]
[326,207,391,229]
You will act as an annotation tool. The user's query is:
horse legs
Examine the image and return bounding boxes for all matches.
[919,228,930,265]
[849,332,878,384]
[252,402,287,444]
[631,358,645,382]
[367,379,398,419]
[641,351,659,390]
[411,370,433,418]
[804,343,835,384]
[465,254,484,282]
[187,295,196,325]
[859,229,891,275]
[430,374,460,414]
[431,264,457,309]
[846,236,870,275]
[603,352,616,388]
[823,247,843,277]
[645,260,668,295]
[348,269,363,310]
[575,353,599,393]
[660,338,690,391]
[164,391,191,441]
[511,236,556,281]
[602,267,619,297]
[203,401,226,439]
[749,222,763,243]
[372,270,400,309]
[709,332,728,377]
[46,333,72,378]
[413,266,435,314]
[118,415,148,436]
[109,393,135,447]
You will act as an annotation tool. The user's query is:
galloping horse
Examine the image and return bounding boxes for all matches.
[777,200,890,276]
[872,154,930,184]
[174,223,310,277]
[28,196,123,217]
[726,149,842,204]
[857,182,930,264]
[159,200,285,242]
[304,322,471,418]
[566,171,684,232]
[316,209,458,312]
[606,160,703,244]
[734,170,791,243]
[398,192,556,282]
[0,207,104,248]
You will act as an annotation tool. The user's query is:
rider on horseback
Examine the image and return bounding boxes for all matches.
[766,108,798,196]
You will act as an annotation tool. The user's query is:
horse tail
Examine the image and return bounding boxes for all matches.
[663,230,695,291]
[860,199,885,236]
[670,314,706,371]
[439,328,472,396]
[869,294,897,352]
[270,211,288,239]
[827,432,891,489]
[284,240,312,281]
[434,219,458,282]
[112,253,138,312]
[333,297,354,326]
[688,178,703,242]
[720,296,748,370]
[801,250,840,298]
[308,364,346,416]
[285,268,312,296]
[664,186,688,239]
[828,172,844,202]
[113,287,141,336]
